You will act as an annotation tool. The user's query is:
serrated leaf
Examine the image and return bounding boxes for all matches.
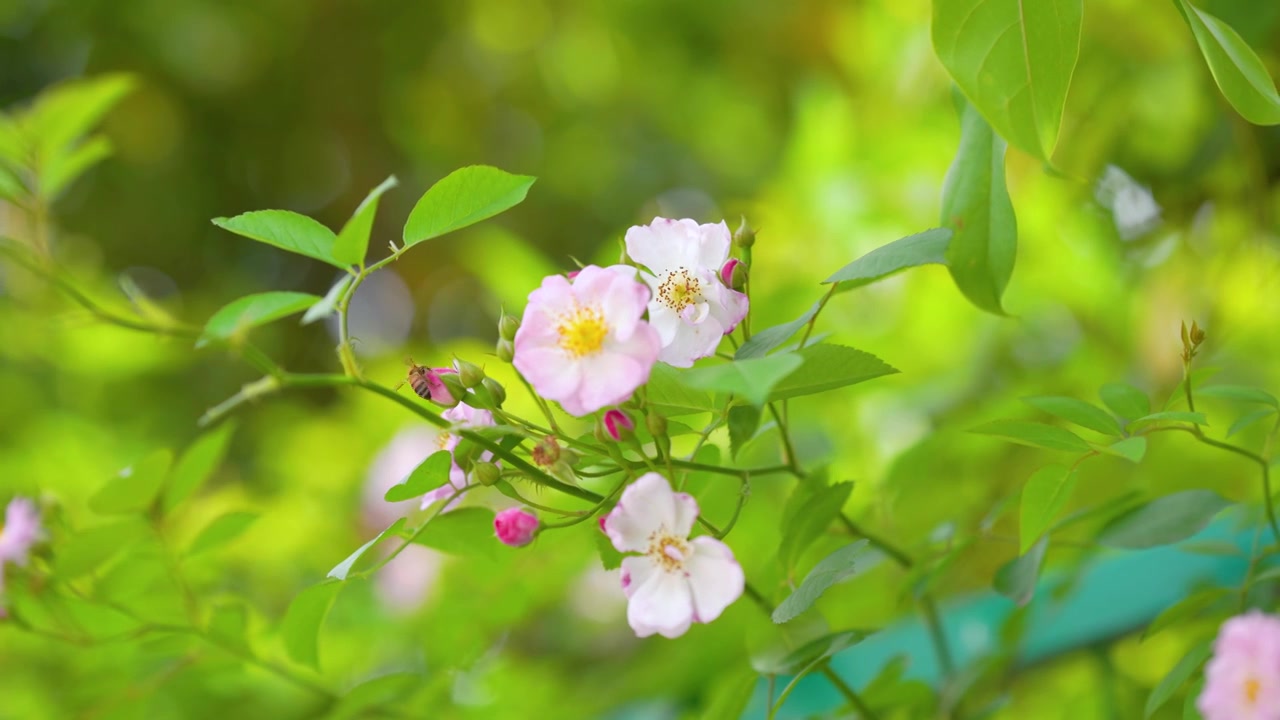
[645,363,719,416]
[197,291,321,348]
[679,353,803,406]
[1198,384,1279,408]
[1143,587,1231,641]
[301,274,352,325]
[333,176,397,266]
[1022,396,1120,435]
[281,582,341,669]
[768,344,898,401]
[1145,640,1212,718]
[1229,408,1276,437]
[773,540,874,623]
[187,511,258,557]
[779,482,854,572]
[1098,490,1231,549]
[213,210,343,268]
[1174,0,1280,125]
[90,449,172,515]
[1092,436,1148,464]
[1019,465,1079,553]
[1127,411,1207,431]
[403,165,535,247]
[1100,382,1150,420]
[932,0,1082,159]
[940,99,1017,314]
[970,420,1091,452]
[384,451,452,502]
[735,300,820,360]
[824,228,952,292]
[994,536,1047,606]
[727,405,762,459]
[413,507,497,559]
[328,517,407,581]
[164,422,236,511]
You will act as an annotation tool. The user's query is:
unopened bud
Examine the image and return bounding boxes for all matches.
[455,359,485,388]
[1190,321,1206,346]
[481,377,506,407]
[495,338,515,363]
[499,313,520,342]
[721,258,748,291]
[734,216,757,248]
[494,507,539,547]
[602,409,635,442]
[438,372,467,402]
[472,461,501,487]
[532,436,561,467]
[452,439,478,472]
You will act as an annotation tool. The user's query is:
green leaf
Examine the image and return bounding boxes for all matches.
[727,405,762,459]
[328,518,407,581]
[1229,408,1276,437]
[940,99,1017,314]
[1127,411,1208,430]
[1178,540,1243,557]
[1022,396,1120,436]
[700,666,758,720]
[212,210,343,268]
[1144,640,1212,718]
[1098,490,1232,549]
[330,673,419,720]
[1197,384,1279,408]
[768,344,898,401]
[1174,0,1280,125]
[90,449,172,515]
[333,176,397,266]
[779,482,854,572]
[413,507,497,559]
[932,0,1082,159]
[592,527,624,570]
[645,363,720,416]
[43,135,113,199]
[54,519,149,579]
[1093,436,1148,464]
[1185,679,1205,720]
[281,582,341,669]
[198,291,321,348]
[164,421,237,511]
[302,275,353,326]
[1019,465,1079,553]
[384,451,452,502]
[824,228,952,291]
[0,164,24,201]
[993,536,1047,606]
[773,540,874,623]
[734,300,820,360]
[403,165,536,247]
[970,420,1091,452]
[760,630,873,676]
[1099,382,1150,420]
[1143,587,1231,641]
[187,511,259,557]
[207,602,250,653]
[26,74,133,160]
[679,353,804,406]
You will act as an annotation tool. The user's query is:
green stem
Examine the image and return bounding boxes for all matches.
[798,284,838,349]
[767,402,803,474]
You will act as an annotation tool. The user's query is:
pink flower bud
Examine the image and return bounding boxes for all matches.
[494,508,539,547]
[720,258,741,286]
[421,367,459,406]
[566,269,581,280]
[602,409,635,442]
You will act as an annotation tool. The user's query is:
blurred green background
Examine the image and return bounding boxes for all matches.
[2,0,1280,718]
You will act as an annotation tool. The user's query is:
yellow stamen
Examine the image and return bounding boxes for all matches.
[647,532,691,573]
[557,306,609,357]
[1246,677,1261,704]
[657,268,702,312]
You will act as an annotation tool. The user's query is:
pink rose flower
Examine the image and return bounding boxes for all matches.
[513,265,660,416]
[494,508,539,547]
[0,497,43,597]
[602,473,744,638]
[624,218,749,367]
[1199,611,1280,720]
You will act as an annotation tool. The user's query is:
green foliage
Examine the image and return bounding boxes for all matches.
[1197,384,1279,408]
[281,582,341,669]
[993,537,1047,606]
[412,507,497,559]
[756,630,873,676]
[1093,436,1148,463]
[1098,490,1232,549]
[727,405,762,459]
[778,481,853,572]
[328,518,407,580]
[54,519,150,579]
[1022,396,1120,436]
[645,364,720,416]
[678,353,803,406]
[767,345,898,401]
[302,275,353,325]
[1019,465,1079,553]
[940,99,1017,315]
[384,451,452,502]
[1143,587,1231,641]
[402,165,536,246]
[333,176,398,266]
[164,422,236,511]
[734,301,820,359]
[823,228,951,292]
[773,540,873,623]
[187,511,259,557]
[1099,382,1151,420]
[1174,0,1280,125]
[197,291,322,347]
[89,449,172,515]
[212,211,346,268]
[971,419,1090,452]
[932,0,1082,159]
[1145,640,1212,718]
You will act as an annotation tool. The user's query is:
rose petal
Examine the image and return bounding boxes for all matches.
[685,537,745,624]
[604,473,681,552]
[627,567,694,638]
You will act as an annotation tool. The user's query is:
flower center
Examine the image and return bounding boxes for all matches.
[557,306,609,357]
[1245,676,1261,704]
[657,268,702,312]
[647,532,691,573]
[436,432,452,450]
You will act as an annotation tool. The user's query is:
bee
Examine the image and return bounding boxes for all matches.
[400,357,434,401]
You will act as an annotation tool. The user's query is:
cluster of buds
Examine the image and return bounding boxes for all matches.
[496,311,518,362]
[1181,320,1206,363]
[416,359,505,411]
